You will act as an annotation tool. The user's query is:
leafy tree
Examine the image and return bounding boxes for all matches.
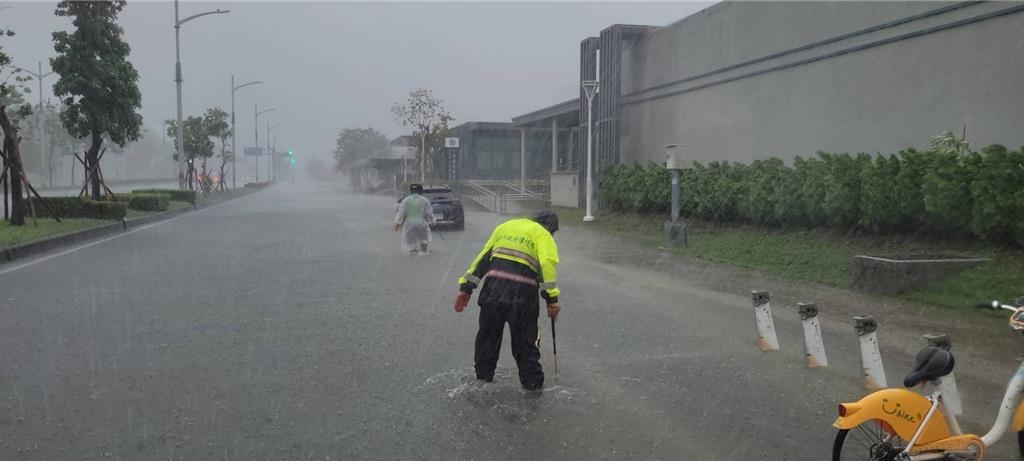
[165,116,213,189]
[51,0,142,200]
[1,25,33,225]
[332,127,388,172]
[203,107,230,189]
[391,89,453,181]
[20,100,81,187]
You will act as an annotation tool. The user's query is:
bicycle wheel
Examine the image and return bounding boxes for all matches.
[833,420,908,461]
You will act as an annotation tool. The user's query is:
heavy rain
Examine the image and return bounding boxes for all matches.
[1,1,1024,460]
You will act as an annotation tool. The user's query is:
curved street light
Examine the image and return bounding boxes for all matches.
[174,0,230,189]
[268,123,285,181]
[581,79,599,222]
[253,106,276,182]
[231,76,262,188]
[14,62,55,185]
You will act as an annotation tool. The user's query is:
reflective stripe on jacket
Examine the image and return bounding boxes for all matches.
[458,218,560,301]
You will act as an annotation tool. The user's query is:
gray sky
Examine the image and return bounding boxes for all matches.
[2,1,710,162]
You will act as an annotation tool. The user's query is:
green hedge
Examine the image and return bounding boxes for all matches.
[600,145,1024,245]
[128,193,170,212]
[131,188,196,204]
[33,197,128,220]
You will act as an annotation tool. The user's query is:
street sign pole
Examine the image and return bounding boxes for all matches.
[444,138,459,182]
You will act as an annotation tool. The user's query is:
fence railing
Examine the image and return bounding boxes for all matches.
[457,179,550,215]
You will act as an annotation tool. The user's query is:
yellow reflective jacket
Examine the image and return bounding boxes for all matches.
[458,218,560,302]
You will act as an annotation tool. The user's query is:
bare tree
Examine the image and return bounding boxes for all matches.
[391,89,453,182]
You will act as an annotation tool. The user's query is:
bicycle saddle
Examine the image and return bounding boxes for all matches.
[903,346,955,388]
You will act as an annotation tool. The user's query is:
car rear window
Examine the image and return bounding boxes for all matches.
[423,191,455,201]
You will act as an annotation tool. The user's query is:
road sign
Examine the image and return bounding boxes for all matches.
[243,147,264,157]
[444,137,460,148]
[447,147,459,181]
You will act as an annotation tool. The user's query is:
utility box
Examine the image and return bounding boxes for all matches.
[665,144,682,170]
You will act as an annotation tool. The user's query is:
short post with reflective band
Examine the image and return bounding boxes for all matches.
[752,290,779,352]
[854,315,887,389]
[798,302,828,368]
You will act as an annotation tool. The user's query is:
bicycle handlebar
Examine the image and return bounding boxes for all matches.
[975,300,1018,312]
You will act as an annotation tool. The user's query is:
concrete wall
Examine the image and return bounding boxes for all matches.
[619,1,1024,166]
[550,171,580,208]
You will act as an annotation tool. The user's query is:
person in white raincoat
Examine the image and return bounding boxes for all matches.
[394,183,436,254]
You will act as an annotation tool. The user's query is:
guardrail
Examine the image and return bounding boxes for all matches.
[457,179,550,215]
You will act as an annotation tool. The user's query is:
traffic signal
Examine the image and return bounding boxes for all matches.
[289,158,297,165]
[288,149,294,157]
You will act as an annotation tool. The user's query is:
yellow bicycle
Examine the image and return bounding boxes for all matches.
[832,298,1024,460]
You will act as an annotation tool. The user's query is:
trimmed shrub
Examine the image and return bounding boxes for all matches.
[128,193,170,212]
[34,196,127,220]
[597,144,1024,246]
[131,188,197,204]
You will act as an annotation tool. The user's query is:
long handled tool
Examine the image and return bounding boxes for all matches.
[550,317,558,383]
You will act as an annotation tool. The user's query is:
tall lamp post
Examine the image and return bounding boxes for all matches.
[581,80,599,222]
[268,123,284,182]
[175,0,229,189]
[14,62,55,186]
[231,76,262,189]
[254,105,275,183]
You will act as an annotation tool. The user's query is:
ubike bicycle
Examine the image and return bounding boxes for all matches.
[832,297,1024,460]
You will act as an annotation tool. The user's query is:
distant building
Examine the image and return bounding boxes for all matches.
[447,122,552,180]
[554,2,1024,207]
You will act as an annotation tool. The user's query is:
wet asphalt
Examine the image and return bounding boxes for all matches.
[0,182,1017,460]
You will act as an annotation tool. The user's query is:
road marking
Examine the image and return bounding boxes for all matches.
[0,200,232,276]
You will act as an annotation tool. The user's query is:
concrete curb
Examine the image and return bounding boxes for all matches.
[1,188,264,264]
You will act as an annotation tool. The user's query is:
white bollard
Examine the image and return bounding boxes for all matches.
[925,333,963,416]
[752,291,779,352]
[798,303,828,368]
[854,315,887,389]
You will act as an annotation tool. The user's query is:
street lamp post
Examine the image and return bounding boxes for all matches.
[231,76,262,189]
[268,123,284,182]
[175,0,229,189]
[581,80,599,222]
[254,105,276,183]
[14,62,55,186]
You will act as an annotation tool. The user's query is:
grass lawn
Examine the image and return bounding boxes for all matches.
[555,207,1024,312]
[0,218,114,249]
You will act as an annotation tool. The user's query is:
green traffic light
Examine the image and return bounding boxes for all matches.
[288,149,293,156]
[289,158,297,165]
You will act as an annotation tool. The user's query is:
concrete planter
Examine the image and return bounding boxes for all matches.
[852,254,986,294]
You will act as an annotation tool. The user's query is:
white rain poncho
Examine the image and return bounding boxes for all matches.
[395,193,436,253]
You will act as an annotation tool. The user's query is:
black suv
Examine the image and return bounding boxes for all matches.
[424,186,465,230]
[399,186,465,230]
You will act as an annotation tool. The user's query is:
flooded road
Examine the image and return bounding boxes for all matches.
[1,182,1017,459]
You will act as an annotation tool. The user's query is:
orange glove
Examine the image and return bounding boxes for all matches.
[393,223,401,232]
[454,292,471,313]
[547,303,560,319]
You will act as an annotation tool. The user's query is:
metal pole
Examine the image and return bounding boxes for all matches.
[174,0,185,189]
[670,169,680,223]
[38,62,46,186]
[420,132,426,183]
[584,95,594,222]
[231,74,236,189]
[551,118,558,173]
[266,120,270,182]
[520,128,526,193]
[254,104,259,183]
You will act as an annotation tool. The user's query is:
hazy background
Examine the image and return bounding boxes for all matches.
[1,1,710,167]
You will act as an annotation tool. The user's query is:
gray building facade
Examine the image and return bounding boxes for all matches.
[577,1,1024,179]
